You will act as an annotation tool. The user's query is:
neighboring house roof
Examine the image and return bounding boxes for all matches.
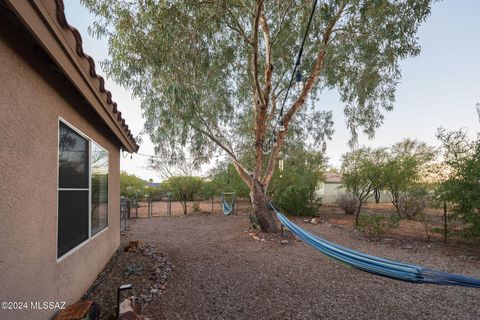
[324,172,342,183]
[147,182,162,188]
[4,0,139,152]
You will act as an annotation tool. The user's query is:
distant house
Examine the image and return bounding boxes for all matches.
[0,1,138,319]
[316,172,390,204]
[147,182,163,188]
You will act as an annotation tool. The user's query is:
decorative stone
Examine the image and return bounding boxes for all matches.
[124,240,144,253]
[118,311,143,320]
[119,296,141,316]
[54,300,98,320]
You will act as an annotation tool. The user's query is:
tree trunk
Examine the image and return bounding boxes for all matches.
[251,180,280,233]
[181,200,187,215]
[354,204,362,227]
[374,189,380,203]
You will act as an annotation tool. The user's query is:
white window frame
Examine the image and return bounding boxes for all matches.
[57,118,109,262]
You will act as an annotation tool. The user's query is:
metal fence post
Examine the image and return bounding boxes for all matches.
[135,197,138,218]
[148,198,151,218]
[443,201,447,244]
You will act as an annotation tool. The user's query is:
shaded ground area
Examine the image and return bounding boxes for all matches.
[126,212,480,320]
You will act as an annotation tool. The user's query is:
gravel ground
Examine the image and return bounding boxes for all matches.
[126,213,480,320]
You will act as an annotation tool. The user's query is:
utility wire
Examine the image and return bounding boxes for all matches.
[133,151,229,161]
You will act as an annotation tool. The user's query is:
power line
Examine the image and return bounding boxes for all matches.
[131,151,229,161]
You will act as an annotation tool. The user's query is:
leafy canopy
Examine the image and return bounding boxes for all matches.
[435,107,480,237]
[120,171,147,198]
[82,0,434,166]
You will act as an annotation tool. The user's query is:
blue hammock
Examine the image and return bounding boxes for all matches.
[221,193,236,215]
[268,203,480,288]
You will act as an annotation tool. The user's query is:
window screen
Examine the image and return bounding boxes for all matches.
[57,190,89,257]
[59,122,89,188]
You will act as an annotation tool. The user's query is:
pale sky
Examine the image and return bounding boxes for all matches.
[65,1,480,181]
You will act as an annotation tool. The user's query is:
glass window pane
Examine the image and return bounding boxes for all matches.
[91,143,108,235]
[59,122,89,188]
[58,190,89,258]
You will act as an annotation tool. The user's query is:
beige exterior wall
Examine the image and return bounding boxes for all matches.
[316,182,390,204]
[0,18,120,320]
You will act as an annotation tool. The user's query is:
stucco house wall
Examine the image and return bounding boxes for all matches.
[0,4,134,319]
[316,182,390,205]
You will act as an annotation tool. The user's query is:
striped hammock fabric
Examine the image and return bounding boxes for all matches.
[269,203,480,288]
[221,193,236,215]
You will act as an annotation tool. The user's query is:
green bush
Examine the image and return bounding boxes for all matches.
[397,186,430,219]
[358,214,400,241]
[276,185,320,216]
[337,193,359,215]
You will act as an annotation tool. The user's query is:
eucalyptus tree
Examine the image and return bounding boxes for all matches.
[83,0,434,232]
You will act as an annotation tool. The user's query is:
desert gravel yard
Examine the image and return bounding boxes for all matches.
[126,213,480,320]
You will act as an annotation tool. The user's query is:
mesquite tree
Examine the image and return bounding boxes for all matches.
[341,148,376,226]
[83,0,434,232]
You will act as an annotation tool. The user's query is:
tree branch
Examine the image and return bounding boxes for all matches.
[222,3,254,46]
[262,1,348,189]
[251,0,265,105]
[282,1,347,128]
[271,0,295,44]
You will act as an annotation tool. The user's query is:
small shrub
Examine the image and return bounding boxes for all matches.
[358,215,400,241]
[337,193,359,215]
[397,187,430,219]
[276,185,320,216]
[124,263,144,276]
[192,200,201,212]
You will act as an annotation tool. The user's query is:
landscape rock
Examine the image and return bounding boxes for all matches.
[252,235,261,241]
[118,310,143,320]
[54,300,99,320]
[280,240,289,245]
[119,296,141,316]
[124,240,145,253]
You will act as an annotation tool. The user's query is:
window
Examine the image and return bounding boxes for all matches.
[91,143,108,236]
[57,121,109,258]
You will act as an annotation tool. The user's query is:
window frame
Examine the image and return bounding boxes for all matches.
[57,118,109,261]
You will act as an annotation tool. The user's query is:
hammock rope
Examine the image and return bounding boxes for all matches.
[268,202,480,288]
[221,193,236,215]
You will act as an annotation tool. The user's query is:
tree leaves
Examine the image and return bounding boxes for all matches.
[82,0,434,175]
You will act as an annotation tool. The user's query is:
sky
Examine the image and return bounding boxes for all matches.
[64,1,480,181]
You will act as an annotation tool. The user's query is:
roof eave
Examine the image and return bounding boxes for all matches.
[5,0,139,153]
